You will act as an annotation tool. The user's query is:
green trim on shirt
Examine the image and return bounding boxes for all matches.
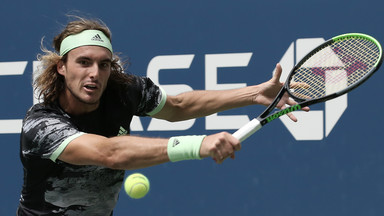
[147,86,167,116]
[50,132,85,162]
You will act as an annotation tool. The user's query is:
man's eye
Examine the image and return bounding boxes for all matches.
[80,60,89,65]
[100,62,111,69]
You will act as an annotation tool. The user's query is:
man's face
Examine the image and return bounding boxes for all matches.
[58,46,112,113]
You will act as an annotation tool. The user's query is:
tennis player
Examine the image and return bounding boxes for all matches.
[17,16,302,215]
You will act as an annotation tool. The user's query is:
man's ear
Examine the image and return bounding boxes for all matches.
[57,60,65,75]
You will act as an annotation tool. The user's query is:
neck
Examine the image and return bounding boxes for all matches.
[59,91,99,115]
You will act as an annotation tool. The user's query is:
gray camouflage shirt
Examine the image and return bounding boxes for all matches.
[18,75,164,215]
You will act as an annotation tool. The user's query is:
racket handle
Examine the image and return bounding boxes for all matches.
[232,118,262,142]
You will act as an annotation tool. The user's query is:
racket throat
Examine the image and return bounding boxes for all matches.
[265,104,302,123]
[260,86,288,119]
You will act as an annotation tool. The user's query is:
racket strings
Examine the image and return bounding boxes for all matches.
[290,37,380,99]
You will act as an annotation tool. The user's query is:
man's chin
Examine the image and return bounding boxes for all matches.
[76,95,101,106]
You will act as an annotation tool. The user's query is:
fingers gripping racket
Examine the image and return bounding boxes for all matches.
[233,33,383,142]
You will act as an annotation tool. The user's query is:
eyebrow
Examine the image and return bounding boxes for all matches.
[76,56,112,63]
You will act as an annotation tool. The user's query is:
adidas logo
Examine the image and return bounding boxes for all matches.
[118,126,128,136]
[91,34,104,42]
[172,138,180,147]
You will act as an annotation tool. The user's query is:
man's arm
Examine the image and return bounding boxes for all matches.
[152,64,308,122]
[58,134,169,170]
[152,86,257,122]
[58,132,240,169]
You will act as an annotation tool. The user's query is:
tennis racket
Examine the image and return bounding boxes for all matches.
[233,33,382,142]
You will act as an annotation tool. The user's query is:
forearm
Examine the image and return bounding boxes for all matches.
[155,85,261,122]
[108,135,170,170]
[59,134,170,170]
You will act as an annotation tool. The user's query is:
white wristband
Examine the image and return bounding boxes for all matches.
[167,135,206,162]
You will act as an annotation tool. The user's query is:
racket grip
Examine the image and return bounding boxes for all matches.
[232,118,262,142]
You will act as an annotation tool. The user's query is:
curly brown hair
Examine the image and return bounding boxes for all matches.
[35,16,132,104]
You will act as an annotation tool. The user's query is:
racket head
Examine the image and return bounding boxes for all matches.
[285,33,382,104]
[233,33,382,142]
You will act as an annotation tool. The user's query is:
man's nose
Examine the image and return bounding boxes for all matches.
[89,63,100,79]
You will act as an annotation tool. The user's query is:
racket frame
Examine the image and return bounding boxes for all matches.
[233,33,382,142]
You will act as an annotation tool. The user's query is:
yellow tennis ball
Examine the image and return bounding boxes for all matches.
[124,173,150,199]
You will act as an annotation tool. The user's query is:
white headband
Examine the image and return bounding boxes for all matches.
[59,30,113,56]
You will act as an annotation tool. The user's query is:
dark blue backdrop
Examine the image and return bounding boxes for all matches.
[1,0,384,215]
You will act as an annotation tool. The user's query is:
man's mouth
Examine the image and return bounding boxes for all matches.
[84,84,98,90]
